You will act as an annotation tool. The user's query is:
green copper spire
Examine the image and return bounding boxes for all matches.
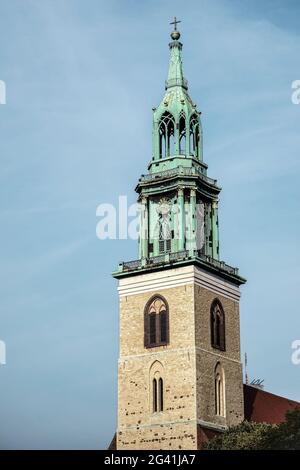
[166,18,187,90]
[150,20,204,173]
[114,19,246,288]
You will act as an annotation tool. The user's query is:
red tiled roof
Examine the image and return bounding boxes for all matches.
[244,384,300,424]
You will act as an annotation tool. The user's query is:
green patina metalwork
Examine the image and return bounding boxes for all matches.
[151,35,203,172]
[113,21,244,286]
[138,24,220,260]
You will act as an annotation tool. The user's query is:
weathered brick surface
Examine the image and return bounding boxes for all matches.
[117,274,244,449]
[118,422,197,450]
[118,350,196,428]
[194,285,241,360]
[118,285,197,450]
[195,352,244,428]
[194,285,244,428]
[119,284,195,357]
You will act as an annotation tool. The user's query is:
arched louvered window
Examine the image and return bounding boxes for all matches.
[215,363,225,417]
[179,112,186,155]
[144,295,169,348]
[211,299,225,351]
[190,114,199,158]
[159,112,175,158]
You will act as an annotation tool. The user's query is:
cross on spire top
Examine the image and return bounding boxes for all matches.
[170,17,181,40]
[170,16,181,31]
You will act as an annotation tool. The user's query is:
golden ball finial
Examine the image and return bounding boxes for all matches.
[171,30,180,40]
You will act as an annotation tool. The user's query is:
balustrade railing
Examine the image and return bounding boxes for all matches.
[120,249,238,276]
[122,260,141,270]
[139,166,217,186]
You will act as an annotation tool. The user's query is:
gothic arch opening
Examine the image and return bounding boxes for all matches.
[215,363,226,417]
[149,361,164,413]
[210,298,225,351]
[190,113,199,158]
[144,295,169,348]
[159,112,175,158]
[179,112,186,154]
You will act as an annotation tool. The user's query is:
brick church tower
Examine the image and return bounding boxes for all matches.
[113,19,246,450]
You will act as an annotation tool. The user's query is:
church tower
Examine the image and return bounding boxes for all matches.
[113,19,246,450]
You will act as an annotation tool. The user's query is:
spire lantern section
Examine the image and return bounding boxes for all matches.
[151,26,203,173]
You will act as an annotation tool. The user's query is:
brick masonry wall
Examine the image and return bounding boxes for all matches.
[118,422,197,450]
[119,284,195,357]
[194,285,244,428]
[118,284,198,450]
[117,270,244,449]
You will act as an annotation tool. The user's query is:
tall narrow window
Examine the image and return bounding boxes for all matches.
[150,361,165,414]
[216,314,221,346]
[158,378,164,411]
[160,310,167,343]
[158,216,171,253]
[153,378,158,412]
[179,113,186,154]
[149,313,156,344]
[160,132,166,159]
[210,299,225,351]
[169,132,175,156]
[144,295,169,348]
[155,198,172,254]
[215,363,225,416]
[190,114,199,158]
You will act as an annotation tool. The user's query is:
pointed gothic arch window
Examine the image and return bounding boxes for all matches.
[150,361,165,413]
[210,299,225,351]
[144,295,169,348]
[179,112,186,154]
[159,112,175,158]
[215,363,225,417]
[190,114,199,158]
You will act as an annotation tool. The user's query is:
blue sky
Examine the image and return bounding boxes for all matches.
[0,0,300,449]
